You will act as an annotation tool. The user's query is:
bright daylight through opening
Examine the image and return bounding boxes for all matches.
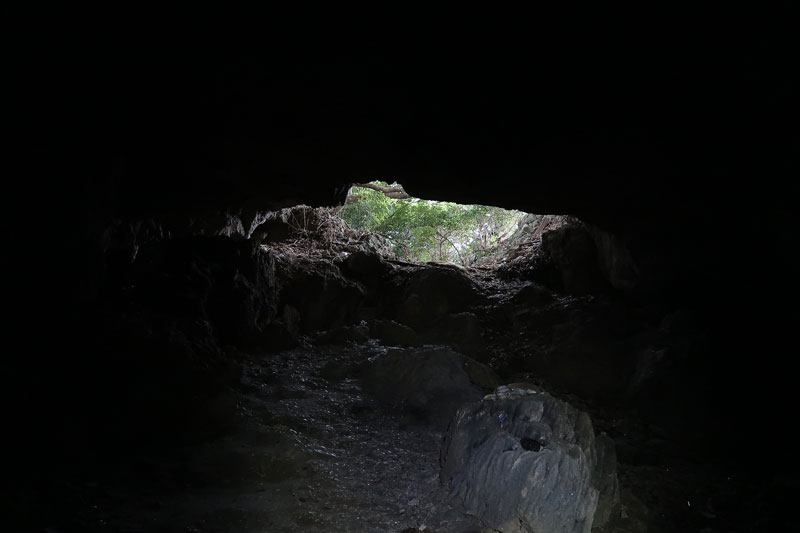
[337,181,550,267]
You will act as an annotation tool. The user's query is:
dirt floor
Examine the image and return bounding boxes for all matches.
[9,252,793,532]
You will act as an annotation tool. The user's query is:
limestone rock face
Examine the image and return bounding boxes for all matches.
[441,385,619,533]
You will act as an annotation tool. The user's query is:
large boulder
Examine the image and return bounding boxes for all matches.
[441,384,619,533]
[362,347,499,428]
[395,267,479,329]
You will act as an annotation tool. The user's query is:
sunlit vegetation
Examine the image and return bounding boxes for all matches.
[338,181,526,265]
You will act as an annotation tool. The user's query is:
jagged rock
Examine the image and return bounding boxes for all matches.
[441,384,619,533]
[279,259,366,332]
[102,213,268,285]
[239,208,271,239]
[131,236,279,347]
[250,217,292,243]
[341,249,388,279]
[354,232,395,257]
[188,212,248,239]
[362,348,498,428]
[496,245,562,286]
[250,205,349,244]
[542,225,610,295]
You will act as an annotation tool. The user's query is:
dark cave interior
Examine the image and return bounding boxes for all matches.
[8,29,800,532]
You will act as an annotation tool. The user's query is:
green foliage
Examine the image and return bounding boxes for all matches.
[339,181,524,265]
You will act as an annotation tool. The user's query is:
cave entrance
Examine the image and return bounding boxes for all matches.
[251,180,571,274]
[335,180,562,268]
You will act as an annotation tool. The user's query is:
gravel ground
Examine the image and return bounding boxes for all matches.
[36,342,484,533]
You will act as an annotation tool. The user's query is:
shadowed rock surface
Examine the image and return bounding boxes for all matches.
[363,347,499,429]
[9,30,798,532]
[441,385,619,532]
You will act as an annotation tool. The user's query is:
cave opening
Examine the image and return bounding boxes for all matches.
[13,29,798,532]
[248,180,544,269]
[336,180,533,267]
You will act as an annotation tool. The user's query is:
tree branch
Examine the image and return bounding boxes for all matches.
[437,228,464,264]
[354,182,411,199]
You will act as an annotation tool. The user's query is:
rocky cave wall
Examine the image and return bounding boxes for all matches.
[13,42,798,493]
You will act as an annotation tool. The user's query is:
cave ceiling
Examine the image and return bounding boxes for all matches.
[108,42,795,236]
